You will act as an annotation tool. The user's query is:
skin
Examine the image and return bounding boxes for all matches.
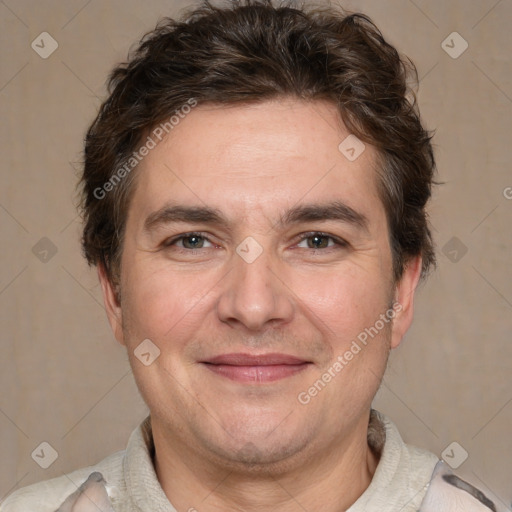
[98,98,422,512]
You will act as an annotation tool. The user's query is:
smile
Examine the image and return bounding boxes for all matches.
[200,353,312,383]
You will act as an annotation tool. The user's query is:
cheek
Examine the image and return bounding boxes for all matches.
[289,266,391,343]
[120,258,215,348]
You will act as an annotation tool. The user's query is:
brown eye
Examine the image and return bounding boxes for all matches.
[307,234,330,249]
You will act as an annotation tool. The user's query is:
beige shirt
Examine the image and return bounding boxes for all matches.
[0,410,467,512]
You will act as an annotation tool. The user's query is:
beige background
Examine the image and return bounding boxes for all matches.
[0,0,511,508]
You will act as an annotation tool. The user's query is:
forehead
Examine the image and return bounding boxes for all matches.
[128,99,383,227]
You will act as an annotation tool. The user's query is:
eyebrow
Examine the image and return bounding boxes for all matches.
[143,204,226,233]
[280,201,369,232]
[143,200,369,234]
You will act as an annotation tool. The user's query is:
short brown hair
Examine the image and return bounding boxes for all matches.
[80,0,436,287]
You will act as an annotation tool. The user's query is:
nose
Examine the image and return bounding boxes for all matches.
[216,245,295,332]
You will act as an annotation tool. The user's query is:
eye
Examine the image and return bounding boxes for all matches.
[295,232,347,250]
[164,232,215,250]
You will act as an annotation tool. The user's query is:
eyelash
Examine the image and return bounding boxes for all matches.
[295,232,349,250]
[163,231,348,252]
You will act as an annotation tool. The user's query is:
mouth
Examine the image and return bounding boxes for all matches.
[200,353,312,383]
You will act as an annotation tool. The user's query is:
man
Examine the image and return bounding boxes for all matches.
[1,1,506,511]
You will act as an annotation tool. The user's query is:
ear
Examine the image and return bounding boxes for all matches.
[390,255,423,349]
[97,263,125,346]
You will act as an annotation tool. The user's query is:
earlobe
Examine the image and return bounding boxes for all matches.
[97,264,125,346]
[390,256,423,349]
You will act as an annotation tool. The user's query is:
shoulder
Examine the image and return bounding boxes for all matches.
[419,460,511,512]
[375,412,510,512]
[0,450,125,512]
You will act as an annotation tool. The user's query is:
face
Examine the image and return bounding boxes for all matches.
[99,99,421,473]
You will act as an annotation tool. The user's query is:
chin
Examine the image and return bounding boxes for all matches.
[210,443,310,475]
[193,421,316,475]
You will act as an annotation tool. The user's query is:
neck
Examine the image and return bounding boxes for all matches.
[152,411,380,512]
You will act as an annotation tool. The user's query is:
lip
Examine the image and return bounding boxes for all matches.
[200,352,311,383]
[204,353,309,365]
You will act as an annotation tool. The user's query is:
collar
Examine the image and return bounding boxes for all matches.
[123,410,438,512]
